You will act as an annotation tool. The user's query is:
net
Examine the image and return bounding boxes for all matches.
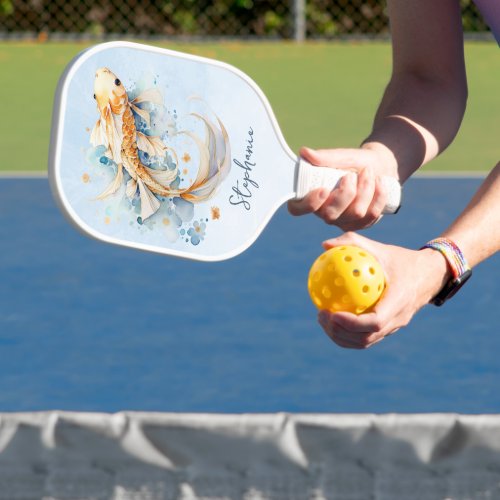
[1,412,500,499]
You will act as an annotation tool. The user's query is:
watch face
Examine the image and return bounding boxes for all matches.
[432,269,472,306]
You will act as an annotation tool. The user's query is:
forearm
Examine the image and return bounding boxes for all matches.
[361,0,467,183]
[441,162,500,267]
[411,163,500,308]
[363,73,467,182]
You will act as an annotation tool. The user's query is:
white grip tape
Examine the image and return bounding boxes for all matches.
[295,159,401,214]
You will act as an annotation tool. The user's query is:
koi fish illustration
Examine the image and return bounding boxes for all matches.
[90,67,231,221]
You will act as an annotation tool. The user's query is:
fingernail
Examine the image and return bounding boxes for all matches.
[300,146,314,157]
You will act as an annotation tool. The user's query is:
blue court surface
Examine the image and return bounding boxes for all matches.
[0,176,498,413]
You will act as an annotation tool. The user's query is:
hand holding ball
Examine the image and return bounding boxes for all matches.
[308,245,385,314]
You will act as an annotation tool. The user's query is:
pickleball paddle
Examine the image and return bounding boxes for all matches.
[49,41,401,261]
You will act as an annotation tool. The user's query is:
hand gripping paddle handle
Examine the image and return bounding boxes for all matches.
[295,159,401,214]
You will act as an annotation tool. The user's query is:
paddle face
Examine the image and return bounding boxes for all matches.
[50,41,296,261]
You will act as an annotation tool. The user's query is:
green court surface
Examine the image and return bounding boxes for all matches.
[0,41,497,173]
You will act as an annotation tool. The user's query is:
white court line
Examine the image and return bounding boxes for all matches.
[415,170,487,178]
[0,171,48,178]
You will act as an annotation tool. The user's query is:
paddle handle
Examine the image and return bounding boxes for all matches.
[295,159,401,214]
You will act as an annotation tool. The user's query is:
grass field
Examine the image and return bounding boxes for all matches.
[0,41,497,172]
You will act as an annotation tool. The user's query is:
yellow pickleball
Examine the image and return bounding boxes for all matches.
[308,245,385,314]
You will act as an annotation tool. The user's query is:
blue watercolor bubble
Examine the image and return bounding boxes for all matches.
[85,145,107,168]
[173,213,182,227]
[174,198,194,223]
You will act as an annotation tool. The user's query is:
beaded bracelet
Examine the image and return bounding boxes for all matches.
[421,238,470,278]
[420,237,472,306]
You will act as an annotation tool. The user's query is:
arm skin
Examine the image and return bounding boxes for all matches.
[288,0,468,231]
[318,162,500,349]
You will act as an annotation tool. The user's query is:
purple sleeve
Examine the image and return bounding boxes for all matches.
[473,0,500,45]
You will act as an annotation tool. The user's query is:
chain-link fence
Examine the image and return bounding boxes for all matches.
[0,0,491,40]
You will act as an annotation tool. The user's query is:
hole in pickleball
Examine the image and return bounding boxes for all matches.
[362,285,369,293]
[322,286,332,299]
[369,267,375,275]
[313,294,322,307]
[342,295,351,304]
[334,277,344,286]
[333,303,342,311]
[356,306,366,314]
[352,269,360,277]
[344,256,352,262]
[378,284,382,291]
[359,251,366,257]
[313,271,321,282]
[327,264,335,272]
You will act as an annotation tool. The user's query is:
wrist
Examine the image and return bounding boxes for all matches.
[420,238,472,306]
[361,141,399,179]
[417,248,453,303]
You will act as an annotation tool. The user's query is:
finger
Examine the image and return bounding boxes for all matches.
[316,172,357,224]
[330,336,365,349]
[330,311,385,335]
[330,324,372,348]
[332,296,402,339]
[300,146,371,170]
[330,316,392,349]
[362,214,384,230]
[321,325,365,349]
[319,308,394,348]
[339,216,382,233]
[366,176,387,221]
[343,167,376,221]
[288,188,330,216]
[319,311,372,349]
[327,326,382,349]
[330,168,378,231]
[322,231,369,251]
[340,174,392,231]
[364,335,386,348]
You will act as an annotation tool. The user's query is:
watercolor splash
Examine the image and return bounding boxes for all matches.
[84,70,230,246]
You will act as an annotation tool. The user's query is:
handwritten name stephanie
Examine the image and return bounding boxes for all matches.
[229,127,259,211]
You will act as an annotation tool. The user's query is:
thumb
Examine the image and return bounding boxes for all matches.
[322,231,369,250]
[300,146,368,171]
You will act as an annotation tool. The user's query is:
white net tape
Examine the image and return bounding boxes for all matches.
[1,412,500,499]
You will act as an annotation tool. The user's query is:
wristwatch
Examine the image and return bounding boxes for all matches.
[421,238,472,306]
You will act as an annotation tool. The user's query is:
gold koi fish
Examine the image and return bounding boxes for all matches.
[91,67,231,221]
